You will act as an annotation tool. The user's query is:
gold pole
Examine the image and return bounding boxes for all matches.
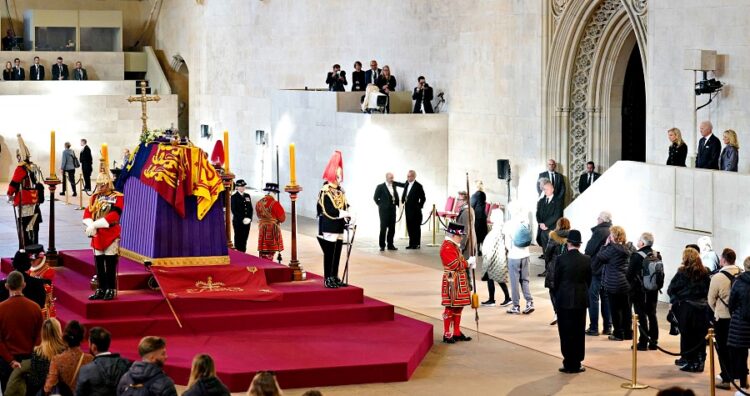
[621,313,648,389]
[427,204,439,247]
[708,328,716,396]
[75,176,84,210]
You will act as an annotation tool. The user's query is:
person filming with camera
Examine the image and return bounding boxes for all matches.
[326,64,347,92]
[412,76,434,113]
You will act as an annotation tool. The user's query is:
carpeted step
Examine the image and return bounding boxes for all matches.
[52,267,365,319]
[54,296,395,337]
[55,249,294,289]
[106,314,434,392]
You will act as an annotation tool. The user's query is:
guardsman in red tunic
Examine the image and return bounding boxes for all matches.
[441,222,474,343]
[82,158,124,301]
[6,134,43,248]
[256,183,286,261]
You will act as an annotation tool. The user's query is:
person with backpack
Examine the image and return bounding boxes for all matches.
[708,248,742,390]
[728,256,750,391]
[76,327,131,396]
[117,336,177,396]
[627,232,663,351]
[503,202,534,315]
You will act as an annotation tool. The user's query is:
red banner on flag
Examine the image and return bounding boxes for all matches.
[151,266,282,301]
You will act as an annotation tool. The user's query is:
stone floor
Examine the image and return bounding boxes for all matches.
[0,190,722,395]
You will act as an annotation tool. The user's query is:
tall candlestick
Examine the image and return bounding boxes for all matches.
[101,143,109,167]
[49,131,56,177]
[289,143,296,186]
[223,130,230,172]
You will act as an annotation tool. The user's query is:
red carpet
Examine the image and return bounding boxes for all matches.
[1,250,433,391]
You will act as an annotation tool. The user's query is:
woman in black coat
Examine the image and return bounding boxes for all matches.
[544,217,570,325]
[2,61,11,81]
[728,259,750,388]
[668,248,711,373]
[351,61,366,92]
[592,225,631,341]
[470,181,488,255]
[667,127,688,167]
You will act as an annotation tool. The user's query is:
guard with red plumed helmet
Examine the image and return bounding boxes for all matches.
[316,151,351,288]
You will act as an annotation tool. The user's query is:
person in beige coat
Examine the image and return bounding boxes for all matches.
[708,248,741,389]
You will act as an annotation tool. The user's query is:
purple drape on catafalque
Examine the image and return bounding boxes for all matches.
[120,177,228,259]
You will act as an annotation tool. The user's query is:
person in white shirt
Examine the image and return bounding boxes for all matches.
[503,202,535,314]
[373,172,401,251]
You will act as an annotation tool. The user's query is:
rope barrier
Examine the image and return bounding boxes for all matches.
[420,209,433,226]
[636,322,707,357]
[436,214,449,229]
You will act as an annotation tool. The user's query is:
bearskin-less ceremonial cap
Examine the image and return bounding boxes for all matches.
[263,182,280,193]
[235,179,247,187]
[12,250,32,272]
[445,222,466,235]
[25,244,45,257]
[322,150,343,184]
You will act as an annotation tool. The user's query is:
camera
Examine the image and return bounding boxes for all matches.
[695,78,723,95]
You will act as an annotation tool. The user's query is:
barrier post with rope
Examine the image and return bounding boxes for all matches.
[621,313,648,390]
[75,176,84,210]
[426,204,439,247]
[707,328,716,396]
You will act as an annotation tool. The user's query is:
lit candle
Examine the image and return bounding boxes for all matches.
[289,143,296,186]
[223,130,229,172]
[101,143,109,168]
[49,130,55,178]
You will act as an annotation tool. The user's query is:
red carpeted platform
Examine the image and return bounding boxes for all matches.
[1,250,433,391]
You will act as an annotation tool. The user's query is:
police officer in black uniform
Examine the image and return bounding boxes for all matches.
[231,179,254,252]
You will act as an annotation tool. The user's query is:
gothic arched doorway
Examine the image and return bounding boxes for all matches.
[621,42,646,162]
[543,0,648,198]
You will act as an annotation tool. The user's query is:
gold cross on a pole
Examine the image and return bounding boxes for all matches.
[127,81,161,135]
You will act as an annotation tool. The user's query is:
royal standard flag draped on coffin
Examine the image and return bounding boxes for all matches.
[137,143,223,220]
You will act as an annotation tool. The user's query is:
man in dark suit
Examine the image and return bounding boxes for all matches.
[553,229,591,373]
[30,56,44,81]
[578,161,600,194]
[536,180,563,256]
[373,172,400,251]
[52,57,68,81]
[325,64,346,91]
[80,139,93,192]
[230,179,253,252]
[73,61,88,81]
[11,58,24,80]
[412,76,434,113]
[696,120,721,170]
[364,59,381,86]
[537,159,565,201]
[402,170,426,249]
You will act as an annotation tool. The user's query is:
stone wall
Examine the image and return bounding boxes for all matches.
[155,0,544,214]
[647,1,750,171]
[270,90,449,235]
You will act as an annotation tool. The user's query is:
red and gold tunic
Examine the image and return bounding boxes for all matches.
[256,195,286,252]
[29,260,56,318]
[441,239,471,307]
[83,191,124,251]
[7,162,40,207]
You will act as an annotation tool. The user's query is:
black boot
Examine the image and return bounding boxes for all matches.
[324,277,339,289]
[88,289,105,300]
[334,277,348,287]
[105,255,118,299]
[331,239,343,281]
[103,289,115,300]
[318,238,333,281]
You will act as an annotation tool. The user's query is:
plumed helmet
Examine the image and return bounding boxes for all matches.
[95,158,114,191]
[16,134,31,162]
[322,150,343,184]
